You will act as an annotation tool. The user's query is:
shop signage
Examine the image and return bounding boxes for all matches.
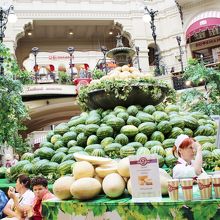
[191,36,220,51]
[129,154,161,202]
[48,55,73,60]
[22,84,76,96]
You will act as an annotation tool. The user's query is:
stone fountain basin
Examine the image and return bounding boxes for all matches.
[86,84,168,110]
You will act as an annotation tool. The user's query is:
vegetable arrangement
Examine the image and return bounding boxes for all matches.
[7,103,219,183]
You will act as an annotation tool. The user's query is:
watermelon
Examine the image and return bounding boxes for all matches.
[96,126,114,139]
[106,117,125,131]
[68,116,87,127]
[76,133,88,147]
[212,149,220,160]
[136,147,150,156]
[165,154,177,168]
[138,122,157,136]
[41,162,58,176]
[46,130,54,142]
[22,163,33,174]
[68,146,84,154]
[84,124,100,136]
[144,141,162,149]
[87,135,99,145]
[74,124,86,134]
[169,127,184,138]
[169,118,185,129]
[150,131,165,143]
[127,105,139,116]
[85,115,101,125]
[162,139,175,149]
[67,140,78,148]
[54,140,65,150]
[152,111,169,122]
[150,145,166,157]
[51,152,66,163]
[114,106,127,114]
[51,134,62,144]
[21,153,35,162]
[127,142,143,150]
[40,142,54,149]
[84,144,103,155]
[104,143,121,158]
[37,147,55,160]
[126,116,141,127]
[54,123,69,135]
[120,125,139,137]
[91,149,105,157]
[101,137,115,148]
[115,134,129,146]
[32,159,49,175]
[183,116,199,130]
[61,154,75,162]
[143,105,156,114]
[157,121,172,134]
[136,111,154,123]
[156,154,165,168]
[55,147,69,154]
[202,142,216,151]
[62,131,77,144]
[134,133,148,145]
[183,128,193,137]
[102,109,112,118]
[117,112,129,121]
[120,145,136,158]
[58,160,75,175]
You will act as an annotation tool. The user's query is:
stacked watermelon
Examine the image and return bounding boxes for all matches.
[8,104,219,182]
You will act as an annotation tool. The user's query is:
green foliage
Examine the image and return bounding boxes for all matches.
[77,78,176,111]
[58,71,71,84]
[180,59,220,115]
[0,43,29,151]
[92,69,105,79]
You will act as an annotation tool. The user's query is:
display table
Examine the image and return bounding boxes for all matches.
[42,187,220,220]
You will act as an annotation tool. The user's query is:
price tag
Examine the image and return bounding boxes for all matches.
[129,154,161,202]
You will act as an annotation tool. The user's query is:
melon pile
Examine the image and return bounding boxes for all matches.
[52,154,172,201]
[7,103,219,183]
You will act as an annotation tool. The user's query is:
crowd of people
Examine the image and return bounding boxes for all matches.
[0,175,57,220]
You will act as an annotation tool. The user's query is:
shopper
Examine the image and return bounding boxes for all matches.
[3,174,35,220]
[172,134,204,179]
[0,190,8,218]
[30,176,57,220]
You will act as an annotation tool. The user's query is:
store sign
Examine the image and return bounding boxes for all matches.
[191,36,220,51]
[49,55,73,60]
[129,155,161,202]
[22,84,76,96]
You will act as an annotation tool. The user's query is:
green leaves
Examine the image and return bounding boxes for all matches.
[181,59,220,115]
[77,78,176,111]
[0,43,29,153]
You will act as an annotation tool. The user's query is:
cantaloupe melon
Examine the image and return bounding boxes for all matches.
[95,164,118,178]
[117,157,130,178]
[102,173,125,198]
[159,168,172,195]
[53,176,75,200]
[72,161,95,179]
[127,178,132,195]
[70,177,101,200]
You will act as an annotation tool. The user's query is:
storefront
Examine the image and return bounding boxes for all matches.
[186,11,220,64]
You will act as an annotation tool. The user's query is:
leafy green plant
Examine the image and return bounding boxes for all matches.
[77,77,176,111]
[0,43,29,150]
[180,59,220,115]
[92,69,105,79]
[58,71,71,84]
